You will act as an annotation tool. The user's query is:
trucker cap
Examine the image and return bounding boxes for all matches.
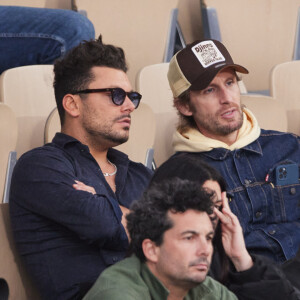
[167,39,249,97]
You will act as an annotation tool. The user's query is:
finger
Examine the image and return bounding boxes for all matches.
[214,207,232,225]
[221,207,240,227]
[73,183,80,189]
[73,183,96,194]
[221,192,230,210]
[73,184,86,191]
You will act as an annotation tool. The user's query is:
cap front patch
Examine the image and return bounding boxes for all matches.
[192,40,225,68]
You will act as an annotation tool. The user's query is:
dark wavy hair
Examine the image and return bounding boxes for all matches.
[126,178,213,262]
[149,153,229,283]
[53,35,127,125]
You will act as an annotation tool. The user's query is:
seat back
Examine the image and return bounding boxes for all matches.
[241,94,288,132]
[0,278,9,300]
[44,108,61,144]
[293,7,300,60]
[44,103,156,167]
[164,8,186,62]
[2,151,17,204]
[0,203,41,300]
[0,65,57,157]
[204,0,300,93]
[0,0,71,8]
[136,63,178,167]
[270,61,300,135]
[74,0,178,88]
[0,104,17,203]
[201,6,222,41]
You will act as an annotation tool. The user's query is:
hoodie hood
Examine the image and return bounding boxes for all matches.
[173,108,260,152]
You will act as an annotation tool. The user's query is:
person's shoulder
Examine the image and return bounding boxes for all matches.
[17,133,80,162]
[99,255,142,282]
[196,276,238,300]
[260,129,299,140]
[16,142,67,165]
[83,256,150,300]
[128,160,153,177]
[13,140,76,180]
[258,129,300,148]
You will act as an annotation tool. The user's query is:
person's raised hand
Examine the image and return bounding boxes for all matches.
[214,192,253,271]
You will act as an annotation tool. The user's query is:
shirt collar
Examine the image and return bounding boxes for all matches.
[52,132,84,148]
[140,261,212,300]
[141,262,170,300]
[52,132,129,161]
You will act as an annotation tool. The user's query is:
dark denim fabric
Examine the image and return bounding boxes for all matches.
[0,6,95,74]
[9,133,153,300]
[179,129,300,263]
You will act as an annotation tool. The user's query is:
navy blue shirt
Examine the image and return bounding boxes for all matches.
[9,133,153,300]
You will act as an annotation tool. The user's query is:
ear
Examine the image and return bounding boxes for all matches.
[174,98,193,117]
[142,239,159,263]
[62,94,80,118]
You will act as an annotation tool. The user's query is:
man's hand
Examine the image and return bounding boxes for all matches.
[214,192,253,272]
[73,181,131,241]
[73,180,96,194]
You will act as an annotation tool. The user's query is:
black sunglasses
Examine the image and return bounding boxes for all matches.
[72,88,141,109]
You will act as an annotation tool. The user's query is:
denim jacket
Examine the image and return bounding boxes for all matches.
[180,129,300,263]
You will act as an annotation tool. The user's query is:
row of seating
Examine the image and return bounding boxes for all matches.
[3,0,300,95]
[270,61,300,135]
[202,0,300,94]
[0,203,41,299]
[1,60,297,202]
[1,58,299,190]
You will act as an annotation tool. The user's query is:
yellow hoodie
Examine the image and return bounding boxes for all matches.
[173,108,261,152]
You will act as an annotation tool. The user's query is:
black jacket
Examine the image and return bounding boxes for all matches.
[209,251,300,300]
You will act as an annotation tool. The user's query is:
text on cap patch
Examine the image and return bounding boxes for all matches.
[192,40,225,68]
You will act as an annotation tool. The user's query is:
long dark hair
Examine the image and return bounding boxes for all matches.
[149,153,230,283]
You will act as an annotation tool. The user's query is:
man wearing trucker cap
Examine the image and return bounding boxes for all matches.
[168,39,300,264]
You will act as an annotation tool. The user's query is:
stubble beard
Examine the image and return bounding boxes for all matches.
[167,257,210,291]
[196,106,243,137]
[88,128,129,145]
[185,257,210,285]
[82,115,130,147]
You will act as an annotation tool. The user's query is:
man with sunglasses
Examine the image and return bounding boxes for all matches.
[9,36,152,300]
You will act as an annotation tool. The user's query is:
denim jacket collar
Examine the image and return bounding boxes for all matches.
[202,139,263,161]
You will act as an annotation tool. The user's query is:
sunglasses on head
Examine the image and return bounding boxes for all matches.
[72,88,141,109]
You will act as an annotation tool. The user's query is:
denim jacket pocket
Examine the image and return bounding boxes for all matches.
[267,160,300,221]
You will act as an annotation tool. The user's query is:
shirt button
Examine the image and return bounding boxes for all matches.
[290,188,296,195]
[268,230,276,235]
[255,211,262,218]
[244,179,251,185]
